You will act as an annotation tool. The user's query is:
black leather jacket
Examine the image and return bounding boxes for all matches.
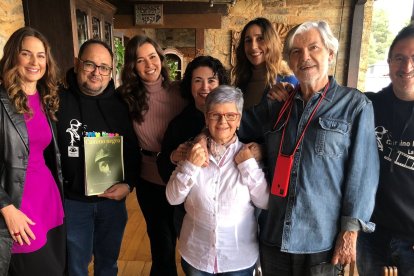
[0,86,63,275]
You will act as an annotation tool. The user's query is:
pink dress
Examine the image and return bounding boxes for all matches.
[11,92,64,253]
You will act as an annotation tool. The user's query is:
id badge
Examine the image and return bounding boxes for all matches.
[68,146,79,157]
[271,153,294,197]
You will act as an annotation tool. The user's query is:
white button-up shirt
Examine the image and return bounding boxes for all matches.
[166,139,269,273]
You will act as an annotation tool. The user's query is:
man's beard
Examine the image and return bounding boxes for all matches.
[80,81,104,96]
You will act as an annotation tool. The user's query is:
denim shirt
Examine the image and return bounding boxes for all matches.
[240,77,379,253]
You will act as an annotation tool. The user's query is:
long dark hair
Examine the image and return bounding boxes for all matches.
[180,55,229,104]
[118,35,170,123]
[0,27,60,120]
[232,17,282,91]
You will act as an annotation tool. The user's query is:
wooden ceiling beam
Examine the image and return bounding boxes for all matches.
[108,1,228,15]
[114,13,222,28]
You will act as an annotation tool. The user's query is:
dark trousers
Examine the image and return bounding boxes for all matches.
[136,178,177,276]
[259,242,342,276]
[357,226,414,276]
[65,199,127,276]
[9,225,66,276]
[181,258,255,276]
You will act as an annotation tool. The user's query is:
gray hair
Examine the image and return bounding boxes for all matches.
[205,85,244,114]
[283,21,339,61]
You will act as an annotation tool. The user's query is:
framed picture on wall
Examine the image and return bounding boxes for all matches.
[92,17,101,39]
[134,4,163,25]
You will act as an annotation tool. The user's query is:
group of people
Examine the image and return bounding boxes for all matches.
[0,15,413,276]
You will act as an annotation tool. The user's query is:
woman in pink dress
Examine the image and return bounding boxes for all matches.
[0,27,65,275]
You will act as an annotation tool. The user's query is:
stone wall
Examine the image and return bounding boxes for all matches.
[0,0,372,90]
[114,0,374,90]
[205,0,374,89]
[0,0,25,58]
[156,28,195,48]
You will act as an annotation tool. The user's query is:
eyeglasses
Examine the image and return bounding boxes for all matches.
[207,112,240,121]
[389,55,414,66]
[79,59,112,76]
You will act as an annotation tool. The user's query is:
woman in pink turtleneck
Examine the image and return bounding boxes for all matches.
[118,35,187,276]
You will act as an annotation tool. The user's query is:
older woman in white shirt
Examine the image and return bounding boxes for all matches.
[166,85,269,276]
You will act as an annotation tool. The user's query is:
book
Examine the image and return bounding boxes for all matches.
[84,135,124,196]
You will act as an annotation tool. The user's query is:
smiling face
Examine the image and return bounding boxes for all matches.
[388,37,414,100]
[135,42,162,83]
[75,43,112,96]
[244,24,267,68]
[288,28,332,92]
[191,66,219,111]
[17,36,47,94]
[206,102,241,145]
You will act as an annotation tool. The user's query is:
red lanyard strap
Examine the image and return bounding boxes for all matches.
[273,87,298,130]
[278,81,330,156]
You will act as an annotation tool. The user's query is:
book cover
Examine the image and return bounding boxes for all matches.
[84,135,124,196]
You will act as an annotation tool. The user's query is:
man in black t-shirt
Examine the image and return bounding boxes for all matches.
[56,40,140,276]
[357,25,414,276]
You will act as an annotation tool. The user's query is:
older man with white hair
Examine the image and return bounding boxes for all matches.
[240,20,379,275]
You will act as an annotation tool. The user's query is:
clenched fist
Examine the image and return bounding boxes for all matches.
[188,143,207,167]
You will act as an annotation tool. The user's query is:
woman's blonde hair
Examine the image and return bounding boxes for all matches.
[0,27,60,121]
[279,60,293,77]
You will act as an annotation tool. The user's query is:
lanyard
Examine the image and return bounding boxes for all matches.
[277,81,330,157]
[270,81,330,197]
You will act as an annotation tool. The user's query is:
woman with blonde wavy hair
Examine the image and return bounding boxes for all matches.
[233,17,297,109]
[0,27,65,276]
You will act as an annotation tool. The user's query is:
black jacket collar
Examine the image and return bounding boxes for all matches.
[0,86,29,150]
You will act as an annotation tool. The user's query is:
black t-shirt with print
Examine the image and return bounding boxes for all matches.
[367,85,414,240]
